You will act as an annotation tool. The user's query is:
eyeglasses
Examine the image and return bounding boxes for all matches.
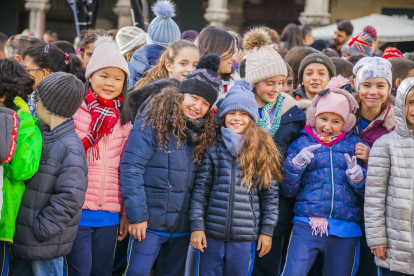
[24,65,43,73]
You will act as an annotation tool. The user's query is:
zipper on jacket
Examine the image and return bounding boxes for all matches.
[99,137,107,206]
[249,191,258,227]
[226,158,236,241]
[167,150,171,188]
[329,147,334,218]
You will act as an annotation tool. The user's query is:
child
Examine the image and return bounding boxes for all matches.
[293,53,336,101]
[4,34,41,63]
[66,36,132,276]
[0,58,42,275]
[353,57,395,276]
[282,61,294,95]
[79,28,107,68]
[242,27,306,276]
[365,77,414,276]
[11,72,87,276]
[115,26,147,61]
[281,80,367,276]
[128,0,181,87]
[189,79,280,276]
[120,54,220,276]
[389,58,414,96]
[331,57,355,87]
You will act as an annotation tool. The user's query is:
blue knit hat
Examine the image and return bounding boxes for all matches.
[341,32,373,57]
[147,0,181,48]
[219,79,259,122]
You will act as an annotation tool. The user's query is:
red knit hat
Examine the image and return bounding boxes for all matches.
[382,47,404,59]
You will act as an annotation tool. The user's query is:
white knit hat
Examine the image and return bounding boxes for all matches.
[115,26,147,55]
[85,36,130,79]
[243,27,287,84]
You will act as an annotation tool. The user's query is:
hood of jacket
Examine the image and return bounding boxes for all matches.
[395,78,414,138]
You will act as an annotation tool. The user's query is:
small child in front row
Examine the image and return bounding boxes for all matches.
[365,77,414,276]
[11,72,88,276]
[190,79,280,276]
[281,78,368,276]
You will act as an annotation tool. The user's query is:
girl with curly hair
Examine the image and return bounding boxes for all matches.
[120,54,220,276]
[189,79,281,276]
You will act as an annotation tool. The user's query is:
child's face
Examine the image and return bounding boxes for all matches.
[218,43,235,75]
[315,113,344,137]
[89,67,125,100]
[405,91,414,130]
[358,78,390,110]
[302,63,330,99]
[225,110,251,134]
[254,75,285,108]
[166,47,200,82]
[82,43,94,68]
[182,93,210,119]
[282,75,294,95]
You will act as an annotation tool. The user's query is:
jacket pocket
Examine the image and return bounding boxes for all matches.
[249,193,258,227]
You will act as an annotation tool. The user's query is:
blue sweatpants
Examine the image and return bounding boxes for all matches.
[195,237,256,276]
[377,267,410,276]
[65,225,118,276]
[0,242,9,276]
[282,220,359,276]
[123,232,190,276]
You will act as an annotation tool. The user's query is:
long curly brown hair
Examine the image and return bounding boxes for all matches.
[219,118,283,191]
[141,86,216,163]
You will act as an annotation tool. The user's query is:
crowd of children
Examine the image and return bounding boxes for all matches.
[2,0,414,276]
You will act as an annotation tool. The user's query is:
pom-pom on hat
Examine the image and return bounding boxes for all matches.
[306,76,359,132]
[36,72,86,119]
[363,25,377,40]
[115,26,147,55]
[147,0,181,48]
[85,36,130,79]
[243,27,287,84]
[218,79,259,122]
[341,32,373,57]
[179,54,221,107]
[382,47,404,59]
[353,56,392,90]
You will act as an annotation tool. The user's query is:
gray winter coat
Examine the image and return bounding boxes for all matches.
[12,120,88,261]
[365,77,414,275]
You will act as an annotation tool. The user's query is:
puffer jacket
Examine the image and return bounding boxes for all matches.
[364,78,414,275]
[120,108,198,233]
[356,103,395,148]
[0,111,42,243]
[189,135,279,242]
[281,128,367,222]
[12,120,88,260]
[127,44,165,87]
[73,104,132,213]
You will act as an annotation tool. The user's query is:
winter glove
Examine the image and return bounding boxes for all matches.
[345,153,364,183]
[14,96,30,114]
[292,144,321,167]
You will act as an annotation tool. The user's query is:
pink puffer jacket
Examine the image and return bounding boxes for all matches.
[73,103,132,213]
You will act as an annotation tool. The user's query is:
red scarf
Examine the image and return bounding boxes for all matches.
[83,89,122,159]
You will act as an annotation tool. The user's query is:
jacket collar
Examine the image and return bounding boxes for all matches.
[359,104,396,134]
[42,119,75,143]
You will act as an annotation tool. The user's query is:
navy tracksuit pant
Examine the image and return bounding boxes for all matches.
[282,221,359,276]
[123,232,190,276]
[195,237,256,276]
[65,225,118,276]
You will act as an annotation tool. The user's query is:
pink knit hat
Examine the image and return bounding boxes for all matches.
[307,76,359,132]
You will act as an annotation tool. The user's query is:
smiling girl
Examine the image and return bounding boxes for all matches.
[120,54,220,276]
[66,36,133,276]
[190,80,281,276]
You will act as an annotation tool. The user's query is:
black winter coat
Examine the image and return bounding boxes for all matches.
[12,120,88,260]
[120,109,198,233]
[189,136,279,242]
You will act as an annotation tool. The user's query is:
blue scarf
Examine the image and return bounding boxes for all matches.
[221,126,244,157]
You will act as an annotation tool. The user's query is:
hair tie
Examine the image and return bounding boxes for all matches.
[64,53,69,61]
[44,44,49,54]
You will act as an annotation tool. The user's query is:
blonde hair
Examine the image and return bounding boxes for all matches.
[135,40,199,88]
[123,44,145,62]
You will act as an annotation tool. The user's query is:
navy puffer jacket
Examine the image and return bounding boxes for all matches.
[120,109,198,233]
[189,135,279,242]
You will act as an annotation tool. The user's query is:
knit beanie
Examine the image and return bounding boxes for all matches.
[341,32,373,57]
[0,107,19,164]
[147,0,181,48]
[298,53,336,84]
[353,56,392,90]
[181,30,199,41]
[307,76,359,132]
[36,72,86,119]
[382,47,404,59]
[85,36,130,79]
[179,54,221,107]
[115,26,147,55]
[242,27,287,84]
[218,79,259,122]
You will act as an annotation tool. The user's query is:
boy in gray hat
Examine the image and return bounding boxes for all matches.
[11,72,88,276]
